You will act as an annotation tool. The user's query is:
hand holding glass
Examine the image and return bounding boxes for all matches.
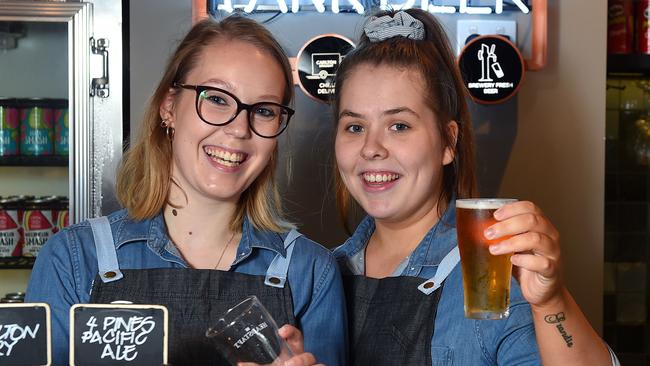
[456,198,517,320]
[206,296,294,365]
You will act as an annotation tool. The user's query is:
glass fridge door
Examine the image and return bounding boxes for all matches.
[0,1,123,275]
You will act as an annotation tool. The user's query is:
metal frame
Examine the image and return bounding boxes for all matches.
[0,1,123,223]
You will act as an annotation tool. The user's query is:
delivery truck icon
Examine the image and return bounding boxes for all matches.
[306,53,344,80]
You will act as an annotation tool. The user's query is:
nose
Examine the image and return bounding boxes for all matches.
[360,131,388,160]
[223,109,251,139]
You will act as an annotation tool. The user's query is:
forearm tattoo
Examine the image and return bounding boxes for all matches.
[544,312,574,347]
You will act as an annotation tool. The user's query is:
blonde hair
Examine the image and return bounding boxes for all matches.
[116,16,295,233]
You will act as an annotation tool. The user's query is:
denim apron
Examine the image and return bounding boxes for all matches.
[343,246,459,366]
[87,216,299,365]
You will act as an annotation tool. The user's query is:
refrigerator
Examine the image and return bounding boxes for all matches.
[0,0,124,272]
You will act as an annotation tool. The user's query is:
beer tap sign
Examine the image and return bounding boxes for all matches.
[458,35,525,104]
[295,34,355,104]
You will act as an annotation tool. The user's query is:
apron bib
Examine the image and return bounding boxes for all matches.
[344,247,459,366]
[87,216,299,365]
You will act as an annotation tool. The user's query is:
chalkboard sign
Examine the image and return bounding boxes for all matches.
[0,303,51,366]
[70,304,168,366]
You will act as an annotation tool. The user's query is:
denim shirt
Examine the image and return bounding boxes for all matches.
[26,209,347,366]
[333,204,541,366]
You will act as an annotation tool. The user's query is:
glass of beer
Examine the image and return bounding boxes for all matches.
[456,198,517,320]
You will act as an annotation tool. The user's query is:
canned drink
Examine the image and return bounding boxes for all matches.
[0,298,22,303]
[608,0,634,54]
[22,197,56,257]
[55,196,69,233]
[53,99,69,156]
[5,292,25,300]
[0,98,19,156]
[638,0,650,53]
[0,197,22,257]
[19,98,54,156]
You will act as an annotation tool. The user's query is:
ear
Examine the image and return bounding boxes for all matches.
[442,120,459,166]
[159,88,178,128]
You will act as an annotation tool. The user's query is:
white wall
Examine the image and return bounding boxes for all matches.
[499,0,607,331]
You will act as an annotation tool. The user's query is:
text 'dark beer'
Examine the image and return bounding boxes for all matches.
[456,198,517,320]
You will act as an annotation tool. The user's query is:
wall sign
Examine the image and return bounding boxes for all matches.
[70,304,168,366]
[0,303,51,366]
[215,0,530,14]
[296,34,355,104]
[458,35,525,104]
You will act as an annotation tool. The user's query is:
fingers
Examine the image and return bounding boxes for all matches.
[489,231,559,260]
[284,353,318,366]
[489,204,559,240]
[510,252,558,279]
[278,324,305,354]
[485,201,560,248]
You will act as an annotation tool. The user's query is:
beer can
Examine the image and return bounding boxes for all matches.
[0,197,22,258]
[55,196,69,233]
[22,197,56,257]
[0,298,22,303]
[53,99,69,156]
[19,98,54,156]
[0,98,19,156]
[638,0,650,53]
[608,0,634,54]
[5,292,25,301]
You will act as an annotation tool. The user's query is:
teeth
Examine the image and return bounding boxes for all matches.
[363,173,399,183]
[204,147,245,165]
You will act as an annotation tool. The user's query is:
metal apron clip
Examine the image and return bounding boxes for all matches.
[417,246,460,295]
[89,216,124,283]
[264,229,302,288]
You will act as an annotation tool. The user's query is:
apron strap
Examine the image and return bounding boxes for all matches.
[417,246,460,295]
[264,229,302,288]
[88,216,124,283]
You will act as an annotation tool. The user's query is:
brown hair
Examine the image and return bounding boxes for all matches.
[116,16,295,232]
[333,8,478,230]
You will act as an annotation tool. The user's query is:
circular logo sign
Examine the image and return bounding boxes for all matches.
[296,34,355,104]
[458,35,525,104]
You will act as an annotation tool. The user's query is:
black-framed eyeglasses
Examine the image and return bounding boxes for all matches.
[173,83,294,138]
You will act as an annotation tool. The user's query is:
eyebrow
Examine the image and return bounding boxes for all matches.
[201,78,282,103]
[338,107,420,120]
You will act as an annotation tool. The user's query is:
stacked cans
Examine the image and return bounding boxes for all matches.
[608,0,650,54]
[0,98,68,157]
[0,292,25,303]
[0,195,69,258]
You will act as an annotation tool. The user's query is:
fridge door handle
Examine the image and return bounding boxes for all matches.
[90,37,110,98]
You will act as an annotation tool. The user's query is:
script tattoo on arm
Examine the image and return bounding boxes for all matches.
[544,312,574,348]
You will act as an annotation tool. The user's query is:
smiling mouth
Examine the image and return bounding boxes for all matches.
[204,146,247,167]
[362,172,400,184]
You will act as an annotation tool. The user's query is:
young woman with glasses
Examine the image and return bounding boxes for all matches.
[26,16,346,366]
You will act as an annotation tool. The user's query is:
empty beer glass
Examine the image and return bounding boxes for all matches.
[206,296,293,365]
[456,198,517,320]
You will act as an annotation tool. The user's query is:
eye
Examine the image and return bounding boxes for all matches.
[208,96,228,105]
[390,122,410,132]
[254,106,278,119]
[344,124,364,133]
[201,91,229,106]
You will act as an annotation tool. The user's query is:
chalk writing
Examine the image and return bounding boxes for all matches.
[0,323,40,356]
[80,315,156,361]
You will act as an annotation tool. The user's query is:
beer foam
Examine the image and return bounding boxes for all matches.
[456,199,517,210]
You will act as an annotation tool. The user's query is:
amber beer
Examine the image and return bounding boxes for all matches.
[456,198,517,320]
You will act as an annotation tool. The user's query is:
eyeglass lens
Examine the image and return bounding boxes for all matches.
[198,89,289,137]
